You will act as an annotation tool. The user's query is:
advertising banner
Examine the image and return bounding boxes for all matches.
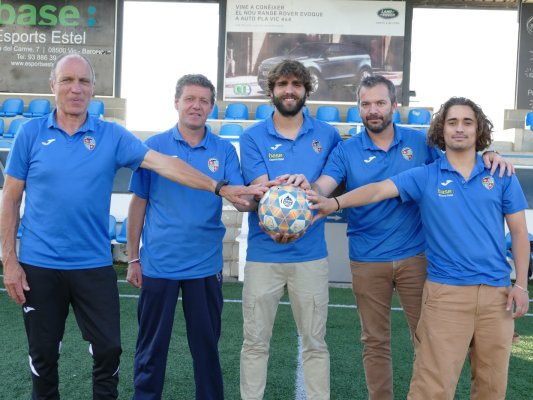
[224,0,405,102]
[0,0,116,95]
[517,2,533,109]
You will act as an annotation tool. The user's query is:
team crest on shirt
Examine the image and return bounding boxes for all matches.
[401,147,413,161]
[481,175,495,190]
[312,140,322,154]
[208,158,219,173]
[83,136,96,151]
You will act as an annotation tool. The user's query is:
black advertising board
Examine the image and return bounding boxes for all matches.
[517,2,533,109]
[0,0,116,95]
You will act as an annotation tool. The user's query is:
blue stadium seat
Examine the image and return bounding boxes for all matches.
[505,232,533,279]
[219,123,244,139]
[3,118,27,139]
[525,111,533,131]
[115,218,128,243]
[346,107,362,123]
[393,110,403,124]
[0,118,4,135]
[505,232,512,258]
[0,140,12,149]
[407,108,431,125]
[109,215,117,241]
[255,104,274,120]
[348,127,359,136]
[0,98,24,117]
[224,103,249,120]
[23,99,51,118]
[316,106,340,122]
[207,103,219,119]
[88,100,105,118]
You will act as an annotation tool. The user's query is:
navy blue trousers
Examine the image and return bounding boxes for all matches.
[132,272,224,400]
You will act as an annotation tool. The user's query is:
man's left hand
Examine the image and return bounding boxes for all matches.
[483,151,515,177]
[507,286,529,319]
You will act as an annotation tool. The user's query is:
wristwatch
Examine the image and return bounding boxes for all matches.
[215,179,230,196]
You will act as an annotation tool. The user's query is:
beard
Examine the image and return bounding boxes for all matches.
[362,113,393,134]
[272,94,306,117]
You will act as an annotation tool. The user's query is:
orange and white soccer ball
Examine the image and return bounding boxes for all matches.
[257,184,312,235]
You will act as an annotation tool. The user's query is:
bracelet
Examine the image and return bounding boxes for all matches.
[514,284,529,294]
[128,258,140,265]
[333,197,341,211]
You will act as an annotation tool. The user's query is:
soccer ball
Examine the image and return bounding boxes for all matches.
[257,184,312,235]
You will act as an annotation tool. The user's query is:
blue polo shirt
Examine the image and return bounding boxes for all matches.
[129,125,244,279]
[322,125,440,261]
[240,114,342,262]
[6,111,149,270]
[391,155,528,287]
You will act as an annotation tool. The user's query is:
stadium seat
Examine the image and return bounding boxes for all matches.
[3,118,27,139]
[224,103,249,120]
[316,106,341,122]
[23,99,51,118]
[525,111,533,131]
[346,107,362,123]
[407,108,431,125]
[88,100,105,118]
[109,215,117,241]
[255,104,274,120]
[505,232,533,279]
[0,140,12,149]
[219,123,244,139]
[348,127,359,136]
[0,98,24,117]
[115,218,128,244]
[0,118,4,135]
[207,103,219,119]
[393,110,403,124]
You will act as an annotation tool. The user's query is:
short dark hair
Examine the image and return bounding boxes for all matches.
[266,59,312,97]
[357,75,396,104]
[50,53,95,84]
[175,74,216,105]
[427,97,493,152]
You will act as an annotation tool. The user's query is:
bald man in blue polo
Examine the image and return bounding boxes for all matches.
[0,55,261,400]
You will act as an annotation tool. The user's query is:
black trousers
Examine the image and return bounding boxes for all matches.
[21,264,122,400]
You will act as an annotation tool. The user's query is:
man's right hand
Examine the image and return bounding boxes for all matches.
[127,262,143,288]
[259,221,305,244]
[219,184,267,207]
[3,259,30,305]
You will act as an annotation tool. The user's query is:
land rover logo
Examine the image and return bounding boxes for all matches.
[527,16,533,35]
[377,8,399,19]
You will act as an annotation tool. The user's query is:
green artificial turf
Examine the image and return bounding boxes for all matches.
[0,264,531,399]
